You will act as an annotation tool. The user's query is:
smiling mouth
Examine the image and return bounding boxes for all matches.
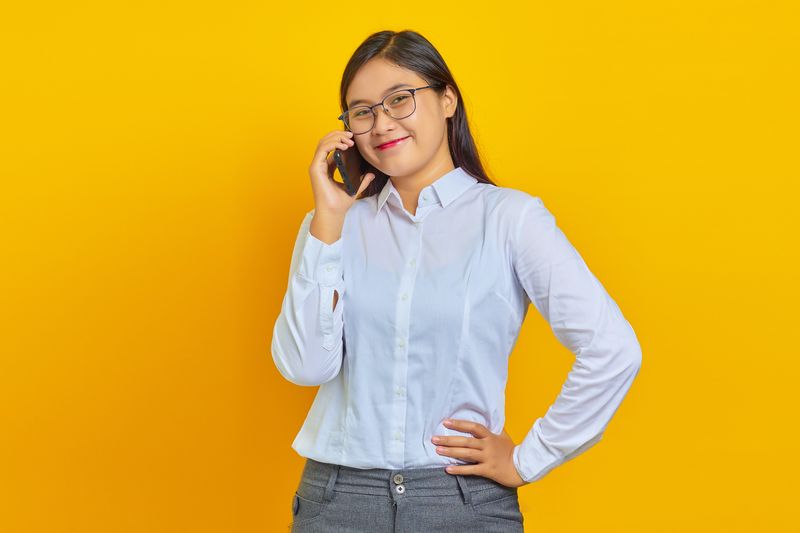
[377,136,410,150]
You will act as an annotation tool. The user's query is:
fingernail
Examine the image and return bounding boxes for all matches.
[432,437,440,443]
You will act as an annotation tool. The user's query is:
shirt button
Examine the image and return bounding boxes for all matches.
[393,474,404,484]
[325,265,333,272]
[409,259,416,267]
[397,338,405,347]
[401,293,408,300]
[395,386,405,397]
[395,484,405,494]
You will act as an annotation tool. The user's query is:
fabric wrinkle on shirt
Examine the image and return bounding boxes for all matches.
[271,166,642,483]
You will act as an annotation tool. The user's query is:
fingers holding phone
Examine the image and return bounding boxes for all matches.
[308,129,376,216]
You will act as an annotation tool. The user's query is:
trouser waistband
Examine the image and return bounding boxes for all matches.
[298,457,517,506]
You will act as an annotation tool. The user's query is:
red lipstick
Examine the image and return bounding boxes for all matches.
[377,136,410,151]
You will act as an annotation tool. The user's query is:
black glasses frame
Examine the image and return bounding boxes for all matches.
[338,84,443,135]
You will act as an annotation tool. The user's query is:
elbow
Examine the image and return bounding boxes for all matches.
[281,353,343,386]
[281,370,333,388]
[270,334,343,387]
[283,365,342,387]
[625,334,642,377]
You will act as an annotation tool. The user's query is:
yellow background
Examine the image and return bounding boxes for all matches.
[1,1,798,531]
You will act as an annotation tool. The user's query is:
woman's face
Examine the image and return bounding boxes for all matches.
[344,57,457,178]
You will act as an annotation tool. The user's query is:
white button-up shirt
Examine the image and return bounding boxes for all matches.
[271,166,642,483]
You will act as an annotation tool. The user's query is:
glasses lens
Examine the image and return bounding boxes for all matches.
[342,90,417,134]
[344,106,373,134]
[385,90,415,120]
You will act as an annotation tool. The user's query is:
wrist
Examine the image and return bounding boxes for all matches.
[310,211,345,245]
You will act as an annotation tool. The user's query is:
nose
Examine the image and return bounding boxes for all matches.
[372,106,397,134]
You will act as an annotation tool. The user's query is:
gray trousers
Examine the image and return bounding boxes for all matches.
[288,458,524,532]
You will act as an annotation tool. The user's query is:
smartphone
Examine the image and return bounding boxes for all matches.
[333,144,366,197]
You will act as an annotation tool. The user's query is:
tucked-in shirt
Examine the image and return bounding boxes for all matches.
[271,166,642,483]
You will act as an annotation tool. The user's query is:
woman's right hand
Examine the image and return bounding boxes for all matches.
[308,129,376,218]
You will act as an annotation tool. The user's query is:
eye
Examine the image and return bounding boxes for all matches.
[353,109,370,118]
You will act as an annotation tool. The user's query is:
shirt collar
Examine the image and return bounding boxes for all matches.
[375,166,479,215]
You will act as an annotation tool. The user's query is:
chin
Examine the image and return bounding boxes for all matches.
[378,158,422,178]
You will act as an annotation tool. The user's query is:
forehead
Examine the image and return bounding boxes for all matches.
[346,58,428,107]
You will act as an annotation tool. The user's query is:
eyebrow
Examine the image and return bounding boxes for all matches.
[347,83,415,108]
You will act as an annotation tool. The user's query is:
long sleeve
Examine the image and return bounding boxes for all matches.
[271,209,346,386]
[510,196,642,483]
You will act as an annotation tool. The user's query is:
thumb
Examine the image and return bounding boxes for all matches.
[356,172,376,197]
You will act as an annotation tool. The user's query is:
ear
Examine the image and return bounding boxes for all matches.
[441,84,458,120]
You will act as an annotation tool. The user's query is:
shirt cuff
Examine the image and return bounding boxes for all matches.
[512,420,564,483]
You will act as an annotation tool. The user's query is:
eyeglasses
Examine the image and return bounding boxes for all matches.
[338,84,442,135]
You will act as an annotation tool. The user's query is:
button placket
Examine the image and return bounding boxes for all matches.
[388,220,423,466]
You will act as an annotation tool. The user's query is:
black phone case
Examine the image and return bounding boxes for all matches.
[333,149,357,196]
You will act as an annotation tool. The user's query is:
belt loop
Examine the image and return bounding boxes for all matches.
[324,463,340,503]
[455,474,472,505]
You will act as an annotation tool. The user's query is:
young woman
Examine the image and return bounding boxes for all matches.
[271,30,642,532]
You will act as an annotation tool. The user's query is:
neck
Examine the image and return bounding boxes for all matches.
[390,158,455,215]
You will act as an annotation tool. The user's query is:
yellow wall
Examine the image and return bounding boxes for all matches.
[1,1,797,531]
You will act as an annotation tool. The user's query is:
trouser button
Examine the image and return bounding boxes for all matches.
[395,484,405,494]
[393,474,404,484]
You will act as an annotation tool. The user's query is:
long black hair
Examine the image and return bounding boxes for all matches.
[339,30,497,199]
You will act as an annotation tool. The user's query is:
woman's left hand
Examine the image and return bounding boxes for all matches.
[432,419,529,488]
